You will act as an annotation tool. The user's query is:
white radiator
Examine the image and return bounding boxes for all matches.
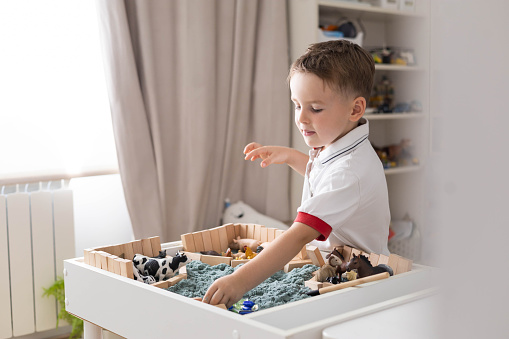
[0,181,75,339]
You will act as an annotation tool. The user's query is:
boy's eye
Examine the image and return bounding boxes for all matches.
[311,107,323,113]
[294,105,301,110]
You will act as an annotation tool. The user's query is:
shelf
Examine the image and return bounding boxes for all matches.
[365,112,425,120]
[318,1,425,20]
[384,165,421,175]
[375,64,424,71]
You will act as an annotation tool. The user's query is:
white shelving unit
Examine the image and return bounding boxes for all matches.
[288,0,430,262]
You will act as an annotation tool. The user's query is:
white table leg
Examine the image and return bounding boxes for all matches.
[84,321,103,339]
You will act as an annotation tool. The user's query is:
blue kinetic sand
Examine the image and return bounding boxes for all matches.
[167,260,318,311]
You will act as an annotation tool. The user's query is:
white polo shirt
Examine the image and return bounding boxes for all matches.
[295,118,390,255]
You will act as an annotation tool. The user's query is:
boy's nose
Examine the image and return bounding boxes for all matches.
[296,109,310,124]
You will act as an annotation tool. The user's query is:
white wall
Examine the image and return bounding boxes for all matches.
[70,174,133,257]
[429,1,509,337]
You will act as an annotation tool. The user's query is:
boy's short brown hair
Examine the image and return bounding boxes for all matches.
[288,40,375,102]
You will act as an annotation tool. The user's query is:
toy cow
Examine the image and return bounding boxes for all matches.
[133,251,189,282]
[228,236,261,252]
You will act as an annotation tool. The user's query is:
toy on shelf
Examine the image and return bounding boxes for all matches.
[370,46,416,66]
[369,75,394,112]
[346,253,393,278]
[372,139,419,169]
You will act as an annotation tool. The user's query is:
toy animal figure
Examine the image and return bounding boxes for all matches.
[133,251,189,282]
[316,254,342,282]
[346,254,393,279]
[326,247,348,277]
[228,236,261,252]
[244,246,257,259]
[132,265,156,284]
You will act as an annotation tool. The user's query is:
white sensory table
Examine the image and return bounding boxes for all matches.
[64,242,438,339]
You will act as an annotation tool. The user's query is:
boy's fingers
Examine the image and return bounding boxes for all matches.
[243,142,261,154]
[260,154,274,168]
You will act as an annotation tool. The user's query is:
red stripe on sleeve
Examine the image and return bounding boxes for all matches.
[294,212,332,241]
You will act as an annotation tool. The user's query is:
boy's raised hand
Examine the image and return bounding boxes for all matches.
[243,142,290,168]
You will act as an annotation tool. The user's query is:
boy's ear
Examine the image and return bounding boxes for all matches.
[349,96,366,122]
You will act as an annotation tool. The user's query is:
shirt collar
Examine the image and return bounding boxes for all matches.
[315,118,370,165]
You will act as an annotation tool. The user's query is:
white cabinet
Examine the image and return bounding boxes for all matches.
[288,0,430,261]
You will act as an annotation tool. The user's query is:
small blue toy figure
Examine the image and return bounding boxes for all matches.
[229,299,259,315]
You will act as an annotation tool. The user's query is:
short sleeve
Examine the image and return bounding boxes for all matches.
[296,169,360,241]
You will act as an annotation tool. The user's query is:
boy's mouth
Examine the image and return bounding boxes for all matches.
[302,130,315,137]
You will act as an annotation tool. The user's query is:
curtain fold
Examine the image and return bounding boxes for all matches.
[96,0,291,242]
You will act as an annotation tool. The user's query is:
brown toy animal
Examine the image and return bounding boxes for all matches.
[228,236,261,252]
[347,253,393,278]
[316,254,342,282]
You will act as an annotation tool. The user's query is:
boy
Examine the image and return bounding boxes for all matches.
[203,40,390,308]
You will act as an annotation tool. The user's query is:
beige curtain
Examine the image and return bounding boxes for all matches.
[96,0,291,242]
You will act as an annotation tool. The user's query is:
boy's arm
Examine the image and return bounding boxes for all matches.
[244,142,309,176]
[203,222,320,308]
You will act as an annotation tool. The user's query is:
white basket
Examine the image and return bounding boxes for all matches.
[317,30,364,47]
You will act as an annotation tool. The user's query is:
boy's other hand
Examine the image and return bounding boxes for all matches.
[243,142,289,168]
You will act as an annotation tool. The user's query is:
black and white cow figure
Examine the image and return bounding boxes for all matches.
[132,250,189,283]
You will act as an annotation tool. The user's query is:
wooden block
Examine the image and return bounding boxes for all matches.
[369,253,380,267]
[201,255,232,266]
[247,224,255,239]
[342,245,353,261]
[201,230,213,251]
[234,224,241,238]
[239,224,247,238]
[100,251,110,269]
[122,242,135,261]
[94,251,102,268]
[306,246,325,267]
[181,233,196,252]
[106,255,118,273]
[119,259,133,279]
[387,254,400,274]
[225,224,235,245]
[284,259,313,273]
[275,229,285,238]
[141,238,153,257]
[351,248,361,260]
[395,257,413,275]
[305,278,324,290]
[179,265,187,275]
[214,304,228,310]
[260,227,268,242]
[267,228,277,242]
[209,228,222,253]
[113,258,122,275]
[183,251,202,261]
[217,226,229,252]
[231,259,249,268]
[131,240,143,256]
[83,248,94,265]
[152,280,170,289]
[377,254,389,265]
[167,273,187,287]
[294,245,308,260]
[112,245,126,257]
[192,232,205,253]
[253,224,262,241]
[149,236,162,256]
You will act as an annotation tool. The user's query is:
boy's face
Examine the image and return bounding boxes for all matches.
[290,72,360,150]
